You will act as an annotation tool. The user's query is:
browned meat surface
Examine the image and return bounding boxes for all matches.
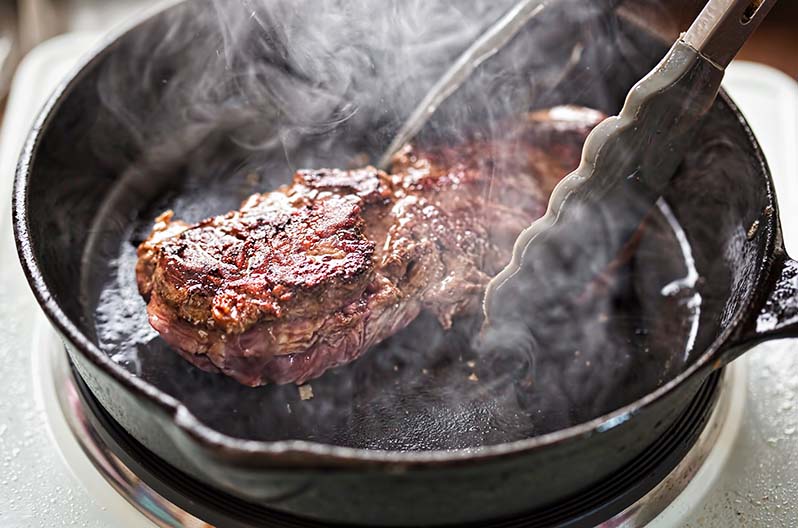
[136,106,605,386]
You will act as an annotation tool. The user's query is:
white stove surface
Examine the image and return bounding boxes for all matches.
[1,32,798,528]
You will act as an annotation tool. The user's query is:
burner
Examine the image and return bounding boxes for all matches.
[41,324,736,528]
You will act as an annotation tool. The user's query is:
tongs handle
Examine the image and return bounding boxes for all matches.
[683,0,777,69]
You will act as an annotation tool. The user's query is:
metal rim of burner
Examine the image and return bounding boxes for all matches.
[49,339,739,528]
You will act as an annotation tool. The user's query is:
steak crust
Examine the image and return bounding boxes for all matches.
[136,106,605,386]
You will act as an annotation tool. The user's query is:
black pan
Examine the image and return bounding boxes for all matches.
[13,0,798,526]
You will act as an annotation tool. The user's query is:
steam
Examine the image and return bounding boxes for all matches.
[95,0,518,174]
[93,0,632,176]
[88,0,707,449]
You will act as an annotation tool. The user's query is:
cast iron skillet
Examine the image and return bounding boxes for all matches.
[13,0,798,526]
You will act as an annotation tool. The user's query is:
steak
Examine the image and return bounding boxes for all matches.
[136,106,605,386]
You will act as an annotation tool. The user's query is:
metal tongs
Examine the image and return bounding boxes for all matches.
[481,0,777,321]
[377,0,777,326]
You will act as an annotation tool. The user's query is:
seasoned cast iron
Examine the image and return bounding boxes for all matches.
[13,0,798,525]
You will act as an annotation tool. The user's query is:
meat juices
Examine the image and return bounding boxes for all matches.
[136,106,605,386]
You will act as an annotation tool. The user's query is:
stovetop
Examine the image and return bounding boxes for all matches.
[1,32,798,528]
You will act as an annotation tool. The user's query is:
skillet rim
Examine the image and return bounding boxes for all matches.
[11,0,779,468]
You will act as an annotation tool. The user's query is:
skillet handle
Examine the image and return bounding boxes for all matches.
[725,254,798,360]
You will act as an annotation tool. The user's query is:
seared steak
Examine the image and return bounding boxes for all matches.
[136,106,604,386]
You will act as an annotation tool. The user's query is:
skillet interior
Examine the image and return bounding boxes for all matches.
[21,0,771,452]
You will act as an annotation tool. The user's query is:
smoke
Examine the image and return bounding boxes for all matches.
[94,0,517,175]
[92,0,640,178]
[87,0,708,449]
